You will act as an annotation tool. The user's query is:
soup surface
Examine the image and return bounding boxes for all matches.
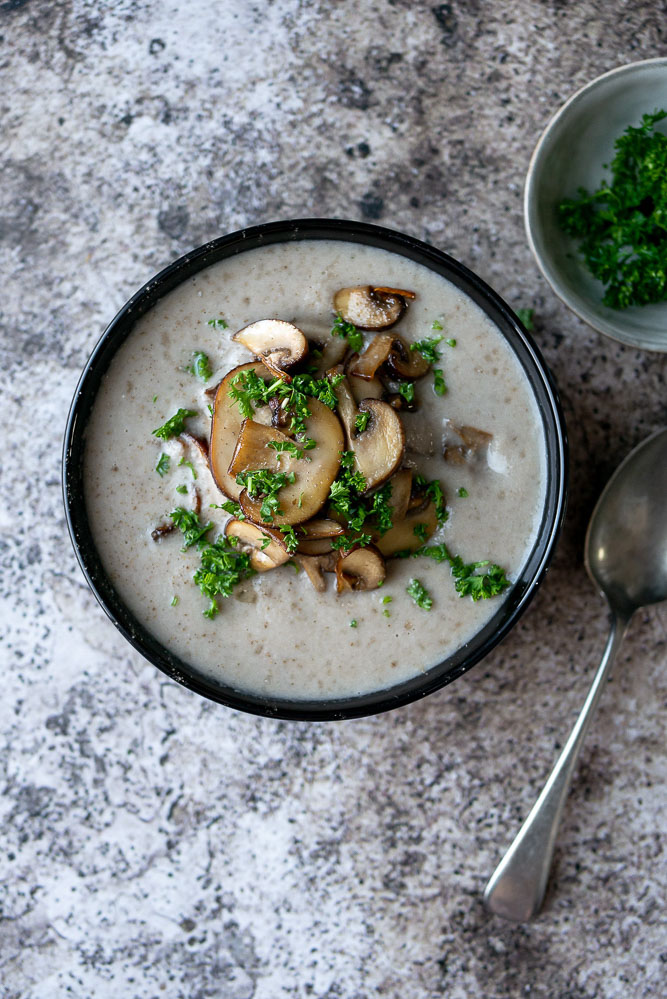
[84,240,546,700]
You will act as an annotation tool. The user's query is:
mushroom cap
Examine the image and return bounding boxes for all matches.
[375,499,439,556]
[332,375,405,493]
[210,361,273,501]
[333,286,411,331]
[232,319,308,379]
[335,544,386,591]
[224,519,290,572]
[385,333,430,380]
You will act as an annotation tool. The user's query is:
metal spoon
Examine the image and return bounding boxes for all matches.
[484,427,667,922]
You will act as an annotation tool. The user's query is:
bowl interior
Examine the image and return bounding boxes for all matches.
[63,219,567,720]
[525,59,667,351]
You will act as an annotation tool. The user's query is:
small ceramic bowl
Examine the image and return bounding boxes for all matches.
[525,58,667,352]
[63,219,567,721]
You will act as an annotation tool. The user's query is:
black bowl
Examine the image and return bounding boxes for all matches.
[63,219,567,721]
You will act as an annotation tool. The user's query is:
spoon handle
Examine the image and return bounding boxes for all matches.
[483,608,630,921]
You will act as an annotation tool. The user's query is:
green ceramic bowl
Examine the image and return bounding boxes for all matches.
[525,58,667,352]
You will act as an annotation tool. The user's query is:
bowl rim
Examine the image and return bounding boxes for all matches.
[63,218,568,721]
[524,56,667,353]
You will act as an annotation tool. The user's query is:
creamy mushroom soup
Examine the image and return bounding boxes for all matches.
[84,240,546,700]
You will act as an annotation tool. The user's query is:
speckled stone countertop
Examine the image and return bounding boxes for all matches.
[2,2,666,997]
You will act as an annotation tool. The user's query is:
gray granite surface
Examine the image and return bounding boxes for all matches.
[2,1,667,996]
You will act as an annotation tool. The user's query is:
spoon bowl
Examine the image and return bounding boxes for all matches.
[484,427,667,921]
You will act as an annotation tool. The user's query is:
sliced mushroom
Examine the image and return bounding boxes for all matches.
[224,519,290,572]
[386,469,413,523]
[333,286,413,331]
[347,333,395,379]
[294,553,327,592]
[209,362,273,500]
[295,518,345,555]
[385,333,430,380]
[239,398,344,526]
[375,500,439,557]
[443,422,493,463]
[344,353,386,403]
[232,320,308,380]
[331,375,405,493]
[335,544,386,592]
[228,420,298,479]
[308,334,349,375]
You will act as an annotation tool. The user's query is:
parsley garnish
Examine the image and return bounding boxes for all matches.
[433,369,447,396]
[156,453,170,477]
[431,319,443,331]
[267,439,315,460]
[413,523,428,543]
[207,317,228,329]
[236,468,295,522]
[178,457,197,479]
[349,619,358,628]
[331,313,363,353]
[397,381,415,404]
[152,394,158,403]
[382,608,391,617]
[330,533,372,551]
[175,484,188,494]
[187,351,213,381]
[414,543,510,601]
[355,411,371,434]
[407,578,432,610]
[328,454,393,536]
[230,369,342,438]
[382,595,393,604]
[153,408,197,440]
[170,595,179,606]
[445,338,456,347]
[413,475,448,525]
[280,525,300,554]
[170,507,214,550]
[458,487,469,498]
[558,110,667,308]
[410,335,442,364]
[515,308,535,331]
[211,500,246,520]
[170,508,255,617]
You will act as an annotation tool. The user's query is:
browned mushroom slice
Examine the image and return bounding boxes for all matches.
[294,554,327,592]
[308,334,349,374]
[333,286,412,331]
[385,333,430,380]
[209,361,273,500]
[375,500,438,557]
[180,431,209,461]
[295,518,345,554]
[458,425,493,448]
[386,469,413,522]
[335,544,386,592]
[347,333,395,380]
[224,519,290,572]
[331,375,405,492]
[239,398,344,526]
[443,423,493,463]
[232,320,308,380]
[228,420,298,478]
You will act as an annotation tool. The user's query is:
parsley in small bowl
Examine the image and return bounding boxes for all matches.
[525,58,667,352]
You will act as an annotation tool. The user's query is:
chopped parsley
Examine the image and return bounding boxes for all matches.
[170,508,255,617]
[170,595,179,606]
[457,487,469,498]
[413,475,448,525]
[152,394,158,403]
[397,381,415,404]
[156,453,170,477]
[280,525,300,554]
[267,439,315,460]
[431,319,444,331]
[178,457,197,479]
[445,338,457,348]
[153,408,197,440]
[229,368,342,438]
[382,608,391,617]
[433,369,447,396]
[381,595,393,604]
[558,110,667,309]
[407,578,432,610]
[328,454,394,537]
[211,499,246,520]
[260,537,272,551]
[236,468,296,522]
[170,506,214,550]
[410,335,442,364]
[187,351,213,381]
[330,533,372,551]
[355,411,371,434]
[331,313,363,353]
[207,317,228,329]
[414,543,510,601]
[349,619,358,628]
[413,523,428,543]
[175,484,188,494]
[516,308,535,331]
